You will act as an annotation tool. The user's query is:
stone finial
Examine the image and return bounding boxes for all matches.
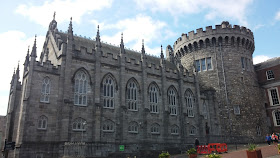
[95,25,101,48]
[53,11,56,20]
[31,35,37,57]
[120,32,125,54]
[160,45,164,58]
[141,39,145,54]
[16,61,20,77]
[24,46,30,66]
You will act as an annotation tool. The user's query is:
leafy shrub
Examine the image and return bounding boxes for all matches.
[158,151,170,158]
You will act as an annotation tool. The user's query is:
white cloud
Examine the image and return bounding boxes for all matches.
[99,14,175,56]
[0,31,44,115]
[253,55,271,64]
[134,0,253,26]
[15,0,113,27]
[275,10,280,21]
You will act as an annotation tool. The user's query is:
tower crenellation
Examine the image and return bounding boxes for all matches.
[173,21,254,58]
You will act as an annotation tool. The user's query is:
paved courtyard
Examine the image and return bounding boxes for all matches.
[171,143,279,158]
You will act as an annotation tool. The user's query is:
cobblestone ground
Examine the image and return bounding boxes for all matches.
[171,144,279,158]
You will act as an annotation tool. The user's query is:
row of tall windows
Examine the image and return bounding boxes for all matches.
[195,57,212,72]
[40,72,197,116]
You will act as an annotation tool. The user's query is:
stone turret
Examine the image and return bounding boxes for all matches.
[174,21,267,139]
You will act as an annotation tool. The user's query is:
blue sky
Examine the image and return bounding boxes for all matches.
[0,0,280,115]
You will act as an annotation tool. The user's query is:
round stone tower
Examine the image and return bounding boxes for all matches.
[169,21,267,141]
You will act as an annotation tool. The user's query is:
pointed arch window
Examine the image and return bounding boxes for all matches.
[128,122,139,133]
[102,120,114,132]
[40,77,50,103]
[171,125,179,135]
[151,123,160,134]
[149,84,159,113]
[186,90,194,117]
[72,118,86,131]
[38,115,48,130]
[127,80,138,111]
[74,71,88,106]
[168,87,177,115]
[190,126,196,135]
[103,76,115,108]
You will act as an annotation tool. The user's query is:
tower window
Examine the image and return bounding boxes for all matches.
[38,115,48,130]
[195,57,212,72]
[40,77,50,103]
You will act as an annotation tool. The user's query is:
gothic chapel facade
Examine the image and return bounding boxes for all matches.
[3,15,268,158]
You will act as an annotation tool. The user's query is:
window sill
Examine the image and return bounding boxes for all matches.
[103,130,114,133]
[171,133,179,135]
[151,132,160,135]
[128,109,138,112]
[40,101,50,104]
[73,129,86,132]
[128,131,138,134]
[74,104,88,107]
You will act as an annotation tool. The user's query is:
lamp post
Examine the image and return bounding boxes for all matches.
[81,121,87,142]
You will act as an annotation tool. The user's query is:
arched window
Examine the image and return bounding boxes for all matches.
[168,87,177,115]
[231,37,235,46]
[72,118,86,131]
[127,80,138,111]
[190,125,196,135]
[103,75,115,108]
[103,120,114,132]
[205,38,210,48]
[171,125,179,135]
[149,84,159,113]
[128,122,139,133]
[225,36,229,45]
[199,40,204,49]
[184,45,188,54]
[185,90,194,117]
[74,71,88,106]
[194,42,198,51]
[212,37,216,46]
[151,123,160,134]
[40,77,50,103]
[38,115,48,130]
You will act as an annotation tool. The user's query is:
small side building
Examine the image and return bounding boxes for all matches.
[255,57,280,133]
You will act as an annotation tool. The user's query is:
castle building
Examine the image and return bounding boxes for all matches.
[3,16,269,158]
[255,57,280,133]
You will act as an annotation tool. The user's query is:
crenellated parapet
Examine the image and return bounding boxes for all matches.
[34,60,61,74]
[172,21,255,60]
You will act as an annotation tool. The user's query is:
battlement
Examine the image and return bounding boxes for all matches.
[172,21,255,59]
[34,60,61,74]
[174,21,254,50]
